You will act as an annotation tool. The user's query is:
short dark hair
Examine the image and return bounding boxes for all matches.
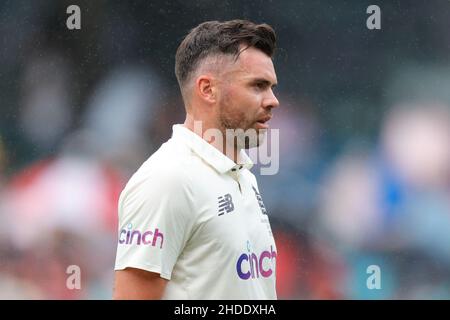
[175,20,276,91]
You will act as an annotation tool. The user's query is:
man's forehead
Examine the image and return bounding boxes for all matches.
[225,48,277,83]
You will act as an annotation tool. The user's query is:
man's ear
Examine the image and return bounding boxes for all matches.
[196,75,217,104]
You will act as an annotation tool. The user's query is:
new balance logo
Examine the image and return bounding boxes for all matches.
[252,186,267,215]
[218,193,234,216]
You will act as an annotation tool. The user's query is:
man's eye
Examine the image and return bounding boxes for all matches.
[255,83,265,89]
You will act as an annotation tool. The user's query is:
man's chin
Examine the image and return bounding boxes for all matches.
[222,125,267,149]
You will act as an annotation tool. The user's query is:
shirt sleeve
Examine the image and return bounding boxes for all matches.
[114,166,195,280]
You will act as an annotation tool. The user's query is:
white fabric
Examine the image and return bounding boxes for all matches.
[115,124,277,299]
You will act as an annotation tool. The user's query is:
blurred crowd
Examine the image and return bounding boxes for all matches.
[0,1,449,299]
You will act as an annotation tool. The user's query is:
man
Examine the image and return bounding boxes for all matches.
[113,19,280,299]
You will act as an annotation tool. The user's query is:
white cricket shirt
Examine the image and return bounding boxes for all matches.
[114,124,277,299]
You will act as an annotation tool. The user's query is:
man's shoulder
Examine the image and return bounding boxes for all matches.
[126,137,203,190]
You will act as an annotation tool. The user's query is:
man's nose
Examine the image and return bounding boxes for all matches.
[263,90,280,110]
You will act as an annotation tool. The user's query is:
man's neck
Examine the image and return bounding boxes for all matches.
[183,117,240,163]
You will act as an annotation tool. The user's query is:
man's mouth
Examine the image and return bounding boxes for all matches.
[255,115,272,128]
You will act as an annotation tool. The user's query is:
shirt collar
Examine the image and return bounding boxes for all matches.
[172,124,253,174]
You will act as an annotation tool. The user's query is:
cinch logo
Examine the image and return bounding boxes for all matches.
[118,223,164,249]
[236,242,276,280]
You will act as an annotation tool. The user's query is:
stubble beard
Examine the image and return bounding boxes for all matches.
[218,107,266,151]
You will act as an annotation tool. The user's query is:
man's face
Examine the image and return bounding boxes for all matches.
[215,46,279,149]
